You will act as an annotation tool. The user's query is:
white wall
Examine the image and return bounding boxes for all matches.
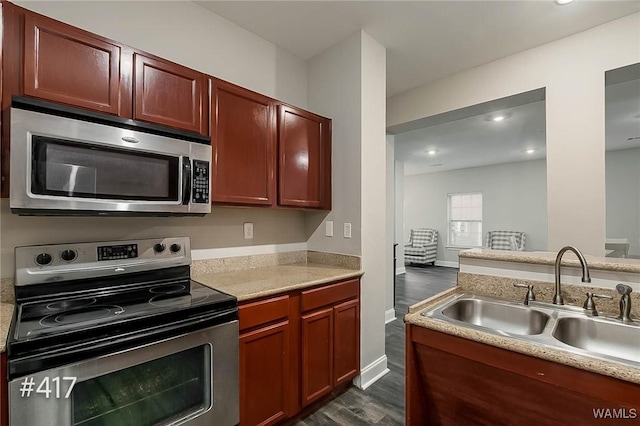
[307,31,388,389]
[404,160,548,265]
[1,2,311,277]
[388,13,640,256]
[0,201,307,277]
[306,33,362,256]
[395,160,406,273]
[359,31,388,388]
[606,148,640,256]
[385,136,395,316]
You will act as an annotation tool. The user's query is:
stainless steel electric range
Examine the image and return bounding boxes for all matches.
[6,237,239,426]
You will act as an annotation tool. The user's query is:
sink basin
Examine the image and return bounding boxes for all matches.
[552,317,640,363]
[441,299,550,335]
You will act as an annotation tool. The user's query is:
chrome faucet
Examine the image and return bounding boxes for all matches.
[616,284,633,322]
[554,246,591,305]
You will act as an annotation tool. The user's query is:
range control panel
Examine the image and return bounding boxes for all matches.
[192,160,210,204]
[15,237,192,287]
[98,244,138,261]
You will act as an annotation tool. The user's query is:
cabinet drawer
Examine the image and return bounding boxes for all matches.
[239,295,289,331]
[301,279,359,312]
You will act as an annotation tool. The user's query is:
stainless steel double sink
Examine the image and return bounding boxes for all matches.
[422,294,640,367]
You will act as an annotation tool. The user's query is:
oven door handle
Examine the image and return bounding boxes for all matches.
[182,157,192,205]
[8,308,238,380]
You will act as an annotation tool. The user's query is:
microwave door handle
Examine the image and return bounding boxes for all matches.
[182,157,192,205]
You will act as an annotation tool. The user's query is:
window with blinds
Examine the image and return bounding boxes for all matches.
[448,193,483,247]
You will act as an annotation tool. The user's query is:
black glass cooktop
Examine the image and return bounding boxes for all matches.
[14,279,234,342]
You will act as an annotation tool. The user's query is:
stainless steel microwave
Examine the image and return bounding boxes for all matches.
[9,97,211,216]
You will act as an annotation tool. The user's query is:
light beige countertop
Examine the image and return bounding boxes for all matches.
[0,258,362,353]
[1,302,15,353]
[460,248,640,273]
[194,262,363,302]
[404,288,640,385]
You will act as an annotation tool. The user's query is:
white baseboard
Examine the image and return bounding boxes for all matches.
[395,266,406,275]
[385,308,396,324]
[353,355,390,390]
[435,260,459,268]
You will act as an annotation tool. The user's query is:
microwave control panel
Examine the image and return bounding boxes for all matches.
[192,160,210,204]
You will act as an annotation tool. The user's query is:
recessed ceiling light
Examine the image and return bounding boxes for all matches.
[526,149,535,154]
[427,150,437,156]
[554,0,575,5]
[485,113,511,122]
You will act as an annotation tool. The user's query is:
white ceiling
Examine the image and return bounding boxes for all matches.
[395,100,547,175]
[195,0,640,97]
[395,77,640,176]
[606,79,640,150]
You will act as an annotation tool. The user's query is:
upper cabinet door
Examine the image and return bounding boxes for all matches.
[23,14,121,115]
[277,105,331,209]
[133,53,206,134]
[212,80,274,205]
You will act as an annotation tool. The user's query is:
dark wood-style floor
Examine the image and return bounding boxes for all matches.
[295,265,457,425]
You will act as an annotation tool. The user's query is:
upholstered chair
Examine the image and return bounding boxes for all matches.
[405,228,438,266]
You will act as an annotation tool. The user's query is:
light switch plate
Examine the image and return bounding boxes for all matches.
[243,222,254,239]
[343,223,352,239]
[325,221,334,237]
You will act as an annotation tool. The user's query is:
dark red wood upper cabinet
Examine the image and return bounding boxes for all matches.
[23,14,122,115]
[133,53,206,134]
[277,105,331,209]
[212,80,275,205]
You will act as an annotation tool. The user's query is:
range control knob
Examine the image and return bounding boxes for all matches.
[35,253,53,266]
[170,243,182,254]
[60,249,77,262]
[154,243,166,253]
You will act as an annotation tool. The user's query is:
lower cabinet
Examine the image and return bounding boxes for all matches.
[1,352,7,426]
[240,321,290,426]
[239,278,360,426]
[332,299,360,387]
[300,279,360,408]
[301,308,333,406]
[406,325,640,426]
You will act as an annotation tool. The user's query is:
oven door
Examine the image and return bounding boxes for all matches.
[9,321,238,426]
[10,107,211,215]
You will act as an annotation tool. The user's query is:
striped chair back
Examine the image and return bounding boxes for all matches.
[411,228,437,247]
[486,231,525,251]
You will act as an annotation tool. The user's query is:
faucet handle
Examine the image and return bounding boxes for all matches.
[514,283,535,305]
[616,284,632,295]
[615,284,633,322]
[583,292,612,316]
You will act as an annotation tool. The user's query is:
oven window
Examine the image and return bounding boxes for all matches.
[72,345,210,426]
[31,136,179,201]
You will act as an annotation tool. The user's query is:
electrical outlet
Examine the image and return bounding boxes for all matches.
[325,221,334,237]
[343,223,352,239]
[243,222,254,239]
